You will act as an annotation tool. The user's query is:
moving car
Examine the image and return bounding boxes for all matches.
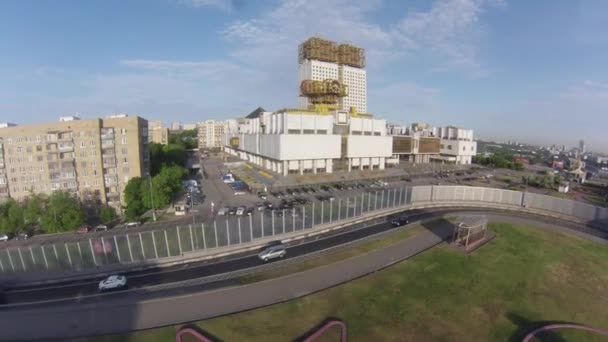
[236,206,245,216]
[98,275,127,292]
[94,224,108,232]
[124,222,139,228]
[258,244,286,262]
[391,216,410,227]
[76,225,91,234]
[0,234,9,242]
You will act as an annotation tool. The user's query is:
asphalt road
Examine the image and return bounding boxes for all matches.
[4,206,607,308]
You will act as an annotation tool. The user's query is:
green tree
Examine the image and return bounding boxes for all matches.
[24,194,45,227]
[512,162,524,171]
[0,199,25,234]
[169,129,197,149]
[99,205,117,224]
[41,191,84,233]
[149,142,165,176]
[123,177,146,219]
[162,143,187,168]
[141,165,186,209]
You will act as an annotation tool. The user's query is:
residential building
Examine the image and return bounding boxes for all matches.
[148,120,163,130]
[579,139,586,154]
[0,115,149,211]
[434,126,477,165]
[170,122,182,131]
[297,37,367,113]
[182,123,197,130]
[149,127,170,145]
[223,109,396,175]
[197,120,226,150]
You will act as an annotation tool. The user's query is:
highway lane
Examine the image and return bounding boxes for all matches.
[3,207,607,306]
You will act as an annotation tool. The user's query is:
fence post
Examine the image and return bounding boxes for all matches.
[312,202,315,227]
[164,230,171,257]
[89,239,97,266]
[202,223,207,249]
[64,244,72,268]
[374,191,378,211]
[368,191,372,212]
[303,205,306,228]
[238,218,242,244]
[114,236,121,262]
[330,201,333,223]
[361,192,365,215]
[393,188,397,207]
[321,201,324,225]
[292,208,296,231]
[137,233,145,260]
[225,221,231,246]
[126,235,134,262]
[272,210,275,236]
[381,190,385,209]
[189,225,195,252]
[261,212,265,237]
[18,248,26,271]
[177,226,183,255]
[40,246,48,269]
[152,232,158,259]
[354,195,357,217]
[282,209,286,233]
[338,199,342,221]
[192,224,198,250]
[249,215,253,241]
[102,238,109,264]
[214,221,219,247]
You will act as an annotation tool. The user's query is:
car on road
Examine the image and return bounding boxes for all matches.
[236,206,245,216]
[94,224,108,232]
[391,216,410,227]
[258,244,286,262]
[98,275,127,292]
[124,222,140,228]
[76,225,91,234]
[218,207,229,216]
[258,192,268,200]
[0,234,9,242]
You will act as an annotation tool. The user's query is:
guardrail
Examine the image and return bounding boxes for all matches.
[0,185,606,277]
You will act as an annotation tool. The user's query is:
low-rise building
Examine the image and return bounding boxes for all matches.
[434,126,477,165]
[387,123,440,163]
[223,109,396,175]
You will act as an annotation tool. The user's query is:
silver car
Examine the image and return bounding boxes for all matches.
[258,244,287,262]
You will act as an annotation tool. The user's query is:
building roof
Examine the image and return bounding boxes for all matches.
[245,107,267,119]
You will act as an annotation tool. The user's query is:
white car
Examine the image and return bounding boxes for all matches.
[236,206,245,216]
[258,244,287,262]
[0,234,9,242]
[218,207,229,216]
[124,222,139,228]
[98,275,127,292]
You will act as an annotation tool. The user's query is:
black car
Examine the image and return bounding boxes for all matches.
[258,192,268,200]
[245,208,254,216]
[320,185,331,192]
[263,201,273,209]
[391,216,409,227]
[228,207,237,215]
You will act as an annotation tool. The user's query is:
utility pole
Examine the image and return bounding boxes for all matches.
[148,175,157,222]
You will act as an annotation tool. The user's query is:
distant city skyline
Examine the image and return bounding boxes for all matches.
[1,0,607,151]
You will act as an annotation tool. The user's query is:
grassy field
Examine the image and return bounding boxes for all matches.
[77,223,608,342]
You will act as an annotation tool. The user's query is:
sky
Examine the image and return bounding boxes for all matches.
[0,0,607,152]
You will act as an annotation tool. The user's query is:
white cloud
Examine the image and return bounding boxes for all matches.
[178,0,233,12]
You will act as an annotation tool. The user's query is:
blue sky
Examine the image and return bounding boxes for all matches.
[1,0,607,151]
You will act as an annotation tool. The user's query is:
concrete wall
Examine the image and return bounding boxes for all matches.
[347,136,392,158]
[280,134,341,160]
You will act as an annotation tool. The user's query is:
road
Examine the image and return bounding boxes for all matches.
[3,207,606,307]
[0,210,606,341]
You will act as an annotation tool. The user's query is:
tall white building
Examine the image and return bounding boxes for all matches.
[197,120,226,149]
[298,37,367,113]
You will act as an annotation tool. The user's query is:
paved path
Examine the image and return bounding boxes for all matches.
[0,212,606,341]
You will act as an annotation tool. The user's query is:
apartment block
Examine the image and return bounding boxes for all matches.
[0,115,149,211]
[149,127,170,145]
[197,120,226,150]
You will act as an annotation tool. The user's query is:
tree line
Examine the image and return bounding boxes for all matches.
[473,152,525,171]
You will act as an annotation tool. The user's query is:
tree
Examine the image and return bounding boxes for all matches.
[123,177,146,219]
[169,129,197,149]
[99,205,117,224]
[41,191,84,233]
[512,162,525,171]
[141,165,186,209]
[0,199,25,234]
[149,142,165,176]
[24,194,45,227]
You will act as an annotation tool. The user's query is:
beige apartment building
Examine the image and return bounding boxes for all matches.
[149,127,170,145]
[197,120,225,150]
[0,115,149,212]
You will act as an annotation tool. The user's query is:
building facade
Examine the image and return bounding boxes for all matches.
[387,123,440,163]
[0,115,149,211]
[223,110,396,175]
[149,127,170,145]
[435,126,477,165]
[297,37,367,113]
[197,120,226,150]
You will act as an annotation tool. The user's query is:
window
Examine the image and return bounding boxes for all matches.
[39,165,44,171]
[121,147,128,154]
[28,155,33,162]
[122,166,129,173]
[36,135,41,143]
[121,137,127,144]
[303,129,315,134]
[90,140,96,147]
[93,179,99,186]
[81,161,87,168]
[91,150,97,156]
[26,146,32,153]
[287,129,300,134]
[123,157,128,164]
[373,132,381,136]
[447,145,452,150]
[121,128,127,134]
[80,141,85,148]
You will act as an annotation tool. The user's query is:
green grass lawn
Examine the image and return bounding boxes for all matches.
[76,223,608,342]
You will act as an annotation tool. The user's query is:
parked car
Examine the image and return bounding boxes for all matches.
[234,191,246,196]
[0,234,9,242]
[98,275,127,292]
[391,216,410,227]
[124,222,139,228]
[76,225,91,234]
[14,233,28,241]
[245,208,254,216]
[263,201,273,209]
[256,203,265,211]
[218,207,229,216]
[236,206,245,216]
[228,207,237,215]
[258,192,268,200]
[94,224,108,232]
[258,244,287,262]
